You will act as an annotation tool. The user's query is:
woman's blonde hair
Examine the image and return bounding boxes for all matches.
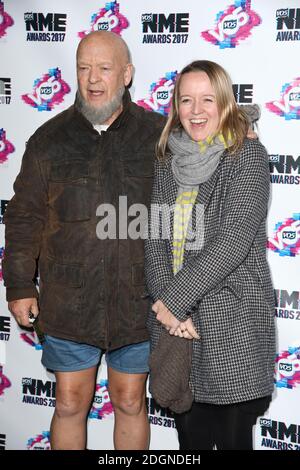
[157,60,248,159]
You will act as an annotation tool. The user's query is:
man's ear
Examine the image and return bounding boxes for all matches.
[124,63,134,87]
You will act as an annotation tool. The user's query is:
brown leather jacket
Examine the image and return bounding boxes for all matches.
[3,91,165,350]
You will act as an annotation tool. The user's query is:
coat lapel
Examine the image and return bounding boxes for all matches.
[161,162,177,245]
[184,153,227,262]
[194,152,226,208]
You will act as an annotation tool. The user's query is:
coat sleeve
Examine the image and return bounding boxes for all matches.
[158,140,270,320]
[144,159,174,302]
[2,137,48,301]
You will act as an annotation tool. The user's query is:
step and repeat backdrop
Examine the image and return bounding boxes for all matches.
[0,0,300,451]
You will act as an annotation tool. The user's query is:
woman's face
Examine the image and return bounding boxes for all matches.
[178,71,220,142]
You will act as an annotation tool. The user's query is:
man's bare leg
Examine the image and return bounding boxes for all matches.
[50,366,97,449]
[108,367,149,450]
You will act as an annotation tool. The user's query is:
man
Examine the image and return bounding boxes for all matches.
[3,31,165,450]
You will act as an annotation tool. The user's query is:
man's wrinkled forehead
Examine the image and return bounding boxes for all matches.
[77,31,129,64]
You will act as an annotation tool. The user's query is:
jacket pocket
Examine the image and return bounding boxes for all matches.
[41,257,84,287]
[39,258,84,335]
[132,261,149,294]
[205,273,243,300]
[132,262,145,287]
[131,263,149,330]
[122,155,154,208]
[121,154,154,178]
[49,160,92,222]
[50,160,89,182]
[132,284,149,330]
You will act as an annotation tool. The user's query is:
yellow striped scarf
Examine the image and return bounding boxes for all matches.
[173,188,198,274]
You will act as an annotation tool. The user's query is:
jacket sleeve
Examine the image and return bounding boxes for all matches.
[159,140,270,321]
[2,137,48,301]
[144,159,174,302]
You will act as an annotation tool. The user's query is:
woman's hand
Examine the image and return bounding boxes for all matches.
[152,301,200,339]
[174,317,200,340]
[152,299,181,334]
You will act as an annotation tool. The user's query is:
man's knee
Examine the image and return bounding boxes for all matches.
[53,368,97,419]
[55,389,92,419]
[110,390,146,417]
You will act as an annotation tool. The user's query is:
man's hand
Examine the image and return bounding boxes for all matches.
[246,127,258,139]
[174,317,200,340]
[8,298,39,328]
[152,299,180,334]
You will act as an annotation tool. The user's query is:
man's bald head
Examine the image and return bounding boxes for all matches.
[76,31,131,66]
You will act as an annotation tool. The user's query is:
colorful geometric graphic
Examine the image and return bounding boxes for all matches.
[201,0,261,49]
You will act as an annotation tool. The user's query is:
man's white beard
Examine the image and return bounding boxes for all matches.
[76,85,125,125]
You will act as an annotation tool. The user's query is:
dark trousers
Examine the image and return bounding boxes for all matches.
[173,396,271,450]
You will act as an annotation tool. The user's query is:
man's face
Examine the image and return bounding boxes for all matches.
[77,35,132,125]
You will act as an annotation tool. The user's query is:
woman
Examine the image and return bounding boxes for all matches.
[145,60,276,450]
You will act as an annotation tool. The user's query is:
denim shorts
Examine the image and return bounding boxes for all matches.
[41,334,150,374]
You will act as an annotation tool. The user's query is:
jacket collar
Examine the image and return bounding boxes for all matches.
[108,88,132,131]
[65,89,132,152]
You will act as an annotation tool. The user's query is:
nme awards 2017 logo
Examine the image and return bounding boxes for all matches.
[201,0,261,49]
[89,379,114,420]
[22,68,70,111]
[141,12,189,44]
[147,397,175,428]
[275,346,300,389]
[275,289,300,321]
[232,83,253,103]
[266,78,300,120]
[24,11,67,42]
[22,377,56,407]
[0,77,11,104]
[0,1,14,38]
[27,432,50,450]
[137,71,177,116]
[0,314,10,342]
[260,418,300,450]
[268,214,300,257]
[276,8,300,42]
[0,128,14,164]
[269,154,300,185]
[78,1,129,38]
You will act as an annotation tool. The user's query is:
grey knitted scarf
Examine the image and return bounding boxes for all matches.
[168,103,260,193]
[168,130,227,194]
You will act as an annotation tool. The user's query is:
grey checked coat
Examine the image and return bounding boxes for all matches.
[145,138,276,405]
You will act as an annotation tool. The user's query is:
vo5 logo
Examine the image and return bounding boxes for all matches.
[22,67,70,111]
[78,1,129,38]
[266,78,300,120]
[151,80,174,110]
[216,6,249,37]
[201,0,261,49]
[137,71,177,116]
